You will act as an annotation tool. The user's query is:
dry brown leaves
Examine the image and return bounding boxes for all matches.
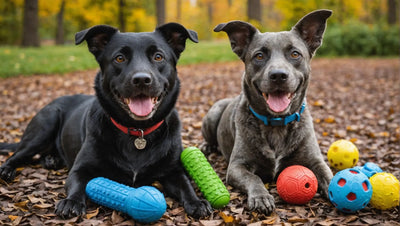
[0,59,399,225]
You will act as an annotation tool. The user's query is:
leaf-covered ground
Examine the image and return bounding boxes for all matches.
[0,59,399,225]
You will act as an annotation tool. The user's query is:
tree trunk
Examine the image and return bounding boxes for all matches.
[387,0,397,25]
[55,0,65,45]
[156,0,165,26]
[22,0,40,47]
[176,0,181,22]
[118,0,126,32]
[247,0,261,23]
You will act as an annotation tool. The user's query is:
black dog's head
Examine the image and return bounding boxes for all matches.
[76,23,198,126]
[214,10,331,116]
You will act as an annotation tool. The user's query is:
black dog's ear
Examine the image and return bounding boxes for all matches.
[156,23,198,58]
[291,9,332,56]
[214,21,258,61]
[75,25,119,58]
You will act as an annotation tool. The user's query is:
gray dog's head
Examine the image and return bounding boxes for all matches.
[215,10,332,116]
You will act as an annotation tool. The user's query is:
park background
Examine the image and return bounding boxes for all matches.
[0,0,399,77]
[0,0,400,225]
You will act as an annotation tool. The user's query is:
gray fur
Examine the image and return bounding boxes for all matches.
[202,10,333,214]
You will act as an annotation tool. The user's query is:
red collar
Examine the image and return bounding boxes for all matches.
[110,118,164,136]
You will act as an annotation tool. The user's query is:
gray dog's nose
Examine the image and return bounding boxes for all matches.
[132,73,152,86]
[269,69,288,83]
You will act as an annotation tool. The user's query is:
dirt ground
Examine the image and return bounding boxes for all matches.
[0,58,399,225]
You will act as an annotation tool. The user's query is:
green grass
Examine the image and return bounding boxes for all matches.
[0,45,99,78]
[179,41,238,65]
[0,41,239,78]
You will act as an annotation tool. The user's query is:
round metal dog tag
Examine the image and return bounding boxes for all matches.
[134,137,147,150]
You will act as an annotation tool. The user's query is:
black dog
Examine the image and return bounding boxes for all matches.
[0,23,211,219]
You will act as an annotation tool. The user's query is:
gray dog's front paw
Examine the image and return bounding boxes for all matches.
[318,175,332,199]
[315,167,333,199]
[248,191,275,214]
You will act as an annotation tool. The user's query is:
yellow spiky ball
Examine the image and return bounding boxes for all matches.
[369,172,400,210]
[327,140,359,170]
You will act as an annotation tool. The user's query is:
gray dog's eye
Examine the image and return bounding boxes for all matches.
[255,53,264,60]
[290,51,301,59]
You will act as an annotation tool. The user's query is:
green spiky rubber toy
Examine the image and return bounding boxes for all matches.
[181,146,230,208]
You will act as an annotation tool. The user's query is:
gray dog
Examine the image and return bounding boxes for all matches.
[201,10,333,214]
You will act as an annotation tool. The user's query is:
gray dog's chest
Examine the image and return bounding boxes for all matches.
[256,125,294,165]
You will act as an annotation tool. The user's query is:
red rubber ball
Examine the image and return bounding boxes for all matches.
[277,165,318,204]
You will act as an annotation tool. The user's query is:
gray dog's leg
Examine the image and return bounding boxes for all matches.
[226,141,276,214]
[201,98,232,153]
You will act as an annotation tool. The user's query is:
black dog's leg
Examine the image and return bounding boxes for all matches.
[160,167,212,218]
[0,105,61,182]
[41,154,65,170]
[55,169,89,218]
[55,142,102,219]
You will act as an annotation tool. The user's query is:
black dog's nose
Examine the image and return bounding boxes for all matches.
[269,69,288,83]
[132,73,152,86]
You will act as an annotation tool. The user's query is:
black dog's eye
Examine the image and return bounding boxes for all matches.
[255,53,265,61]
[115,55,126,63]
[154,53,164,62]
[290,51,301,59]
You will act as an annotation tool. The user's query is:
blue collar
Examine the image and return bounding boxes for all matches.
[249,103,306,126]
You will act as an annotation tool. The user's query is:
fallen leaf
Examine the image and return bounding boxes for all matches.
[324,116,336,123]
[219,211,234,223]
[27,195,44,204]
[85,208,99,219]
[33,203,53,209]
[199,220,224,226]
[8,215,20,221]
[170,207,184,215]
[192,121,202,129]
[111,211,124,224]
[14,200,29,212]
[343,215,358,223]
[248,221,263,226]
[313,100,325,107]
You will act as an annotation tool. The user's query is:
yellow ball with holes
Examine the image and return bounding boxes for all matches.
[327,140,359,170]
[369,172,400,210]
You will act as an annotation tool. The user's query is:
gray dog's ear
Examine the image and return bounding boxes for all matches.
[291,9,332,56]
[214,21,258,61]
[75,25,119,58]
[156,23,198,58]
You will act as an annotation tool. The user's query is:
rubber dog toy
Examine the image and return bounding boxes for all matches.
[369,172,400,210]
[327,139,359,170]
[353,162,383,178]
[328,168,372,213]
[181,146,230,208]
[276,165,318,205]
[85,177,166,223]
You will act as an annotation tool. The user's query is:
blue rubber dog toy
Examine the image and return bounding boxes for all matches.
[354,162,383,178]
[85,177,166,223]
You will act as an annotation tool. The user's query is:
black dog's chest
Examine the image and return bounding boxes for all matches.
[110,136,170,184]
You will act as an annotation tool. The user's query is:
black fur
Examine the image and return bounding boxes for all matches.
[0,23,211,219]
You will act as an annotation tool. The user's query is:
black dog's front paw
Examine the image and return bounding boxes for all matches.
[0,165,17,182]
[248,192,275,215]
[184,199,212,218]
[55,198,86,219]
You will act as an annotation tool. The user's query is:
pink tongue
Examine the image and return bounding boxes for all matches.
[128,96,154,116]
[266,93,290,113]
